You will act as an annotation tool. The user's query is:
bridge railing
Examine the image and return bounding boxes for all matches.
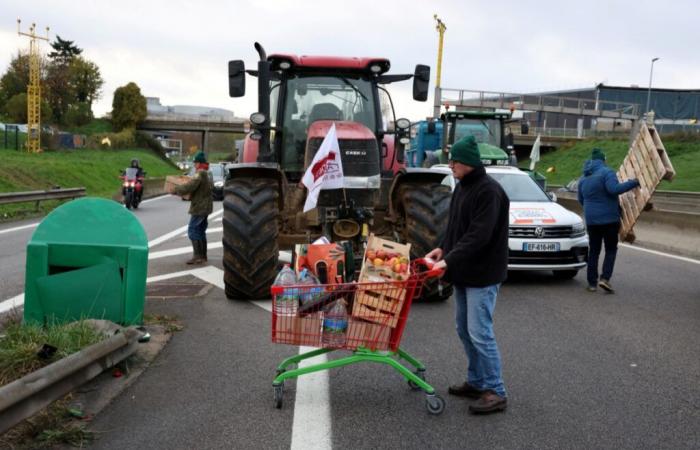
[439,88,640,119]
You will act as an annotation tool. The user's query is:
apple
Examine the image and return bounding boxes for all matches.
[373,258,384,267]
[377,250,387,259]
[392,263,402,273]
[399,263,408,273]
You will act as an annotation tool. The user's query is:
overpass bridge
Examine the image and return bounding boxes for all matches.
[138,114,248,152]
[436,88,641,120]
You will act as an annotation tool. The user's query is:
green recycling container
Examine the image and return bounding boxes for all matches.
[24,198,148,325]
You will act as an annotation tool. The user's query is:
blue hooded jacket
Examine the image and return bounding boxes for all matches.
[577,159,639,225]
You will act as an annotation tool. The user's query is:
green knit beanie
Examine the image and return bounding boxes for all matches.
[449,135,482,167]
[591,148,606,161]
[193,151,208,163]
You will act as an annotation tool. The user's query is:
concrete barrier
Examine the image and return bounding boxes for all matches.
[556,193,700,259]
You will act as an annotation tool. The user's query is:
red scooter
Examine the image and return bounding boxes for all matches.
[121,168,145,209]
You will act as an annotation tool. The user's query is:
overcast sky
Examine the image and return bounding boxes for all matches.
[1,0,698,121]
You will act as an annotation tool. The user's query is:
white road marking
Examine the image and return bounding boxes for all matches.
[291,346,332,450]
[214,217,223,222]
[140,194,173,204]
[0,293,23,314]
[620,243,700,266]
[148,208,223,247]
[180,226,223,238]
[0,223,39,235]
[149,242,223,260]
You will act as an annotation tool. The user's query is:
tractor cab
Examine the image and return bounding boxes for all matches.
[441,110,511,161]
[229,48,429,184]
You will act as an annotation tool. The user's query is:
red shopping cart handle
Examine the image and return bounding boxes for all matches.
[412,258,445,279]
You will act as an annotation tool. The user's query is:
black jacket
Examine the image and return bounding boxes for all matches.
[441,166,510,287]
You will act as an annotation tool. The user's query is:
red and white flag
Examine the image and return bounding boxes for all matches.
[302,123,344,212]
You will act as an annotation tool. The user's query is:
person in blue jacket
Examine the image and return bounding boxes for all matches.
[578,148,639,293]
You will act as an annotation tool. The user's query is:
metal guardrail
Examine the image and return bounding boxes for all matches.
[550,187,700,214]
[0,188,86,206]
[439,88,640,119]
[0,326,140,434]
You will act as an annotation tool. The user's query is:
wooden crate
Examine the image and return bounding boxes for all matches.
[346,319,391,350]
[617,122,675,242]
[352,234,411,328]
[352,286,407,328]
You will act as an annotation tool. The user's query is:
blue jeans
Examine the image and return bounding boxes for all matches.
[454,284,506,397]
[586,222,619,286]
[187,215,208,241]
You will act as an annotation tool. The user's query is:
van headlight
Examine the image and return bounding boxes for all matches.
[571,222,586,237]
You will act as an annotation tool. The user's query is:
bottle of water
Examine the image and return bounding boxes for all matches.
[274,264,298,316]
[322,299,348,347]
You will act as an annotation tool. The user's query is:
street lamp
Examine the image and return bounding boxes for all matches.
[646,57,660,114]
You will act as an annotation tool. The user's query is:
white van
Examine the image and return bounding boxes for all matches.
[436,165,589,279]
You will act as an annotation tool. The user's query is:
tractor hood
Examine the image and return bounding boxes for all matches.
[304,120,380,189]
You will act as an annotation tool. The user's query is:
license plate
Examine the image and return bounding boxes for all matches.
[523,242,560,252]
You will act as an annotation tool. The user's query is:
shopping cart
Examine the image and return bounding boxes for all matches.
[270,258,446,415]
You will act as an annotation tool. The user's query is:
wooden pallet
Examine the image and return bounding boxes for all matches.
[617,123,675,241]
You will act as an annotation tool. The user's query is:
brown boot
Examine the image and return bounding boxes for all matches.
[468,390,507,414]
[186,240,204,265]
[448,382,485,399]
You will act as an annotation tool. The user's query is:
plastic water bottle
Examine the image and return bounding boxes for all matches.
[322,299,348,347]
[274,264,298,316]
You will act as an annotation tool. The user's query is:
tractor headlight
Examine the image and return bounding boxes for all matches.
[214,181,224,188]
[396,118,410,130]
[250,131,262,141]
[279,61,291,70]
[399,137,410,145]
[369,64,382,73]
[250,112,266,125]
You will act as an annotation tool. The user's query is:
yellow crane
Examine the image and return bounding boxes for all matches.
[433,14,446,118]
[17,19,49,153]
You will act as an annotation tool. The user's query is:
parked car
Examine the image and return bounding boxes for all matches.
[436,164,589,279]
[186,163,224,200]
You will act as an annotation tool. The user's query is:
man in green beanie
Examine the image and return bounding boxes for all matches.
[578,147,639,293]
[426,135,511,414]
[172,151,213,264]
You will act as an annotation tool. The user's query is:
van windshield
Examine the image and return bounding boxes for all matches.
[489,172,550,202]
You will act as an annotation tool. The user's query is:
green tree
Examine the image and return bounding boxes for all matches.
[69,57,103,108]
[111,82,147,131]
[0,53,31,113]
[63,102,92,126]
[48,35,83,65]
[5,93,53,123]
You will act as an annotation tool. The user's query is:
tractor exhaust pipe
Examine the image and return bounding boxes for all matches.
[254,42,273,162]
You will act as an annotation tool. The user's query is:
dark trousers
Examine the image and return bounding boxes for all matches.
[586,222,620,286]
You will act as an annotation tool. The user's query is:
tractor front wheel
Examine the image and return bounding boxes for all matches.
[397,183,452,302]
[222,178,280,300]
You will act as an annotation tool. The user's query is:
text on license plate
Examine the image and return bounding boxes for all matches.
[523,242,560,252]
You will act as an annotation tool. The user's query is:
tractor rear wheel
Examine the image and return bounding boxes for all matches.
[398,183,453,301]
[222,178,280,300]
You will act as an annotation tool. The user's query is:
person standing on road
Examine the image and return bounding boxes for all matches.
[578,148,639,293]
[173,151,213,265]
[426,135,510,414]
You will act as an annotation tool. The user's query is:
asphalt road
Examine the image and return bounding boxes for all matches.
[0,195,698,449]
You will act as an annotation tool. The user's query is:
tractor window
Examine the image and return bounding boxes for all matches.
[280,75,376,172]
[452,119,502,148]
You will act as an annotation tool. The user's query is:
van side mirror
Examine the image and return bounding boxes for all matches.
[228,60,246,97]
[412,64,430,102]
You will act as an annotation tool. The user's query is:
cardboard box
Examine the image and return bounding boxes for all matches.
[298,313,323,347]
[346,319,392,351]
[359,234,411,283]
[164,175,192,198]
[273,314,300,345]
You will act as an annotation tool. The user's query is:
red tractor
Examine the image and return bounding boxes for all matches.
[224,43,451,300]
